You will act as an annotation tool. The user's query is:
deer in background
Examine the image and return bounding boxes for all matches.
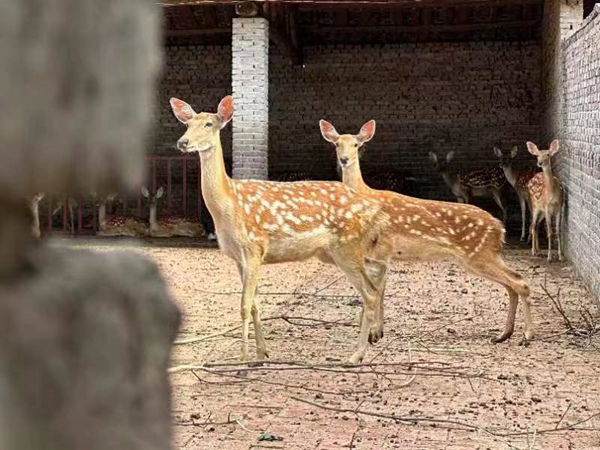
[97,193,148,237]
[526,140,564,262]
[171,95,393,364]
[30,193,45,238]
[321,120,533,344]
[141,186,205,237]
[494,146,539,242]
[430,151,508,224]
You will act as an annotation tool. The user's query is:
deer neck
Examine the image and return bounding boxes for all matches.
[342,159,369,193]
[149,203,158,230]
[198,136,233,220]
[98,203,107,228]
[542,164,558,193]
[501,165,518,188]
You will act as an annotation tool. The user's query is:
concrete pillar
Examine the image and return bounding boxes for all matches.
[231,17,269,180]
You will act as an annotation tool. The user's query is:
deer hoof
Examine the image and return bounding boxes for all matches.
[347,352,364,365]
[518,337,531,347]
[368,327,384,344]
[491,332,512,344]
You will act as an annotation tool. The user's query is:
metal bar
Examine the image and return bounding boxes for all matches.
[152,159,157,193]
[78,204,83,234]
[183,159,187,217]
[167,159,172,216]
[92,200,97,233]
[62,199,67,232]
[47,198,52,232]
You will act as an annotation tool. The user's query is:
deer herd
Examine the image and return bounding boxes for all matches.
[29,95,566,364]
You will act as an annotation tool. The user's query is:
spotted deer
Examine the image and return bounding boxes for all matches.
[526,140,564,262]
[430,151,508,224]
[97,194,148,237]
[171,95,393,364]
[30,192,45,238]
[494,146,539,241]
[141,186,205,237]
[321,120,533,344]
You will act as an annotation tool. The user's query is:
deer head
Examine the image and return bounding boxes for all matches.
[320,120,375,169]
[526,140,560,170]
[429,151,455,173]
[141,186,164,206]
[493,146,519,169]
[170,96,233,154]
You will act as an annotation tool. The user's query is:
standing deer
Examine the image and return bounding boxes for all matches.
[321,120,534,344]
[97,194,148,237]
[141,186,205,237]
[171,95,393,364]
[494,146,539,241]
[30,193,45,238]
[430,151,508,224]
[526,140,564,262]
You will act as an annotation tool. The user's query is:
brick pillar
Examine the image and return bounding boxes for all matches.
[231,18,269,180]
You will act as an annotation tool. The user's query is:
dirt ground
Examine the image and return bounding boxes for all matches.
[65,237,600,450]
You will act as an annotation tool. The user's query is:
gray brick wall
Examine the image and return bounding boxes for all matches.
[270,41,541,202]
[544,3,600,300]
[232,18,269,180]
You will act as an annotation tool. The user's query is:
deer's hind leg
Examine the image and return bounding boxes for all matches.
[365,256,388,344]
[332,251,381,364]
[459,254,533,343]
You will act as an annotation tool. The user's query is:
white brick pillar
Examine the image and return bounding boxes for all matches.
[231,18,269,180]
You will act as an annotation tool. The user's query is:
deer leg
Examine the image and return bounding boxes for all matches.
[544,210,553,262]
[237,258,263,362]
[460,255,533,343]
[530,210,541,256]
[333,254,380,364]
[365,256,388,344]
[519,195,528,241]
[492,189,507,225]
[556,208,563,261]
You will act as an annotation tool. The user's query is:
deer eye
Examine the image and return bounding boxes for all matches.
[354,143,358,148]
[205,122,213,128]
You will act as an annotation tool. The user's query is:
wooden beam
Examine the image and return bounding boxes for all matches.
[296,0,542,11]
[304,18,540,34]
[165,27,230,37]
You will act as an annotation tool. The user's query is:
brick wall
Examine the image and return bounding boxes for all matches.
[544,3,600,299]
[269,41,541,203]
[232,18,269,180]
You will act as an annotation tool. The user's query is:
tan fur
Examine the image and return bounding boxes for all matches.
[171,96,392,364]
[494,146,539,241]
[526,140,564,261]
[321,120,534,343]
[97,201,149,237]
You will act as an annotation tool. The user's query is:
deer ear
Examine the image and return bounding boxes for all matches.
[549,140,560,156]
[356,120,376,145]
[156,187,164,199]
[511,146,518,158]
[141,187,149,198]
[217,95,234,129]
[319,120,340,143]
[428,152,438,164]
[526,142,540,156]
[493,147,502,158]
[170,98,196,124]
[446,151,455,163]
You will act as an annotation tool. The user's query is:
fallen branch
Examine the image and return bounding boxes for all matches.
[174,315,355,345]
[291,396,600,438]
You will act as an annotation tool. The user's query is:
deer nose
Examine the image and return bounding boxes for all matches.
[339,157,349,166]
[177,138,189,150]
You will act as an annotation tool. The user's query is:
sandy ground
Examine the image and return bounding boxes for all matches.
[63,237,600,450]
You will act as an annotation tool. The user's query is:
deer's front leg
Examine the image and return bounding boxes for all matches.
[519,195,528,241]
[238,258,265,362]
[365,257,388,344]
